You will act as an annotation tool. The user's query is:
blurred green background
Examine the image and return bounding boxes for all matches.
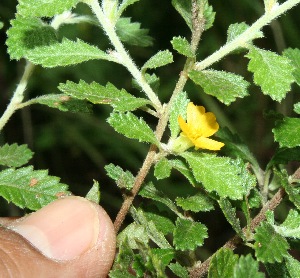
[1,0,300,257]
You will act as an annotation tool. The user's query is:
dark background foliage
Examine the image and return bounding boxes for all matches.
[0,0,300,257]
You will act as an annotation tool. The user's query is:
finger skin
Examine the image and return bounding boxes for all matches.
[0,200,116,278]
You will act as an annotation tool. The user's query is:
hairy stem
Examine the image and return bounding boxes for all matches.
[0,61,35,132]
[189,187,286,278]
[194,0,300,71]
[88,0,162,111]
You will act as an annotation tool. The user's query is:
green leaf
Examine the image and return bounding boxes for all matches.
[219,198,245,240]
[285,255,300,278]
[176,192,214,212]
[182,152,256,200]
[283,48,300,86]
[267,147,300,169]
[189,70,249,105]
[144,212,175,235]
[264,261,291,278]
[149,248,175,274]
[233,255,265,278]
[118,0,140,17]
[294,102,300,114]
[154,158,172,180]
[32,94,92,113]
[105,163,135,190]
[168,159,197,186]
[116,17,153,47]
[17,0,80,17]
[246,47,295,101]
[26,38,116,67]
[169,91,189,139]
[274,209,300,239]
[173,218,208,251]
[85,180,100,203]
[0,144,33,168]
[168,263,189,278]
[208,248,238,278]
[139,183,183,217]
[6,17,57,60]
[254,222,289,263]
[171,36,194,58]
[227,22,263,44]
[0,166,70,210]
[273,117,300,148]
[107,112,159,145]
[142,50,173,71]
[0,22,4,29]
[171,0,192,29]
[132,73,160,93]
[58,80,150,112]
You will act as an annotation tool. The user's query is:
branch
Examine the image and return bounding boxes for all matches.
[189,187,286,278]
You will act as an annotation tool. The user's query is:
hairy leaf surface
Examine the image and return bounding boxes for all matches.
[0,144,33,168]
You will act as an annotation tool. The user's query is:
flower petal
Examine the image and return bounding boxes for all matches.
[178,115,191,137]
[193,137,224,151]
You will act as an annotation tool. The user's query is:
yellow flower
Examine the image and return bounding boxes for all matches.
[177,102,224,151]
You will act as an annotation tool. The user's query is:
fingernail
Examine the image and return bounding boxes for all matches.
[10,197,100,260]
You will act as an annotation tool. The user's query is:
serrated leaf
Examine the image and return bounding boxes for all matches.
[168,263,189,278]
[0,144,33,167]
[254,222,289,263]
[118,0,140,17]
[139,182,183,217]
[234,255,265,278]
[17,0,80,17]
[6,17,57,60]
[285,255,300,278]
[283,48,300,86]
[85,180,100,203]
[274,209,300,239]
[168,159,197,186]
[105,163,135,190]
[25,38,116,67]
[154,158,172,180]
[116,17,153,47]
[227,22,263,44]
[246,47,295,101]
[0,166,69,210]
[171,36,194,58]
[176,192,214,212]
[219,198,245,240]
[189,70,249,105]
[142,50,173,71]
[273,117,300,148]
[59,80,150,112]
[32,94,92,113]
[173,218,207,250]
[169,91,190,139]
[144,212,175,235]
[107,112,159,145]
[208,248,238,278]
[182,152,256,200]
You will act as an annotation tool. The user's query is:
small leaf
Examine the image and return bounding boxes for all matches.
[171,36,194,58]
[168,263,189,278]
[173,218,208,251]
[0,166,70,210]
[26,38,116,67]
[246,47,295,101]
[189,70,249,105]
[105,163,135,190]
[267,147,300,169]
[274,209,300,239]
[182,152,256,200]
[32,94,92,113]
[169,91,190,139]
[59,80,150,112]
[285,255,300,278]
[227,22,263,44]
[85,180,100,203]
[219,198,245,240]
[234,254,265,278]
[154,158,172,180]
[107,112,159,145]
[6,17,57,60]
[0,144,33,168]
[254,222,289,263]
[149,248,175,274]
[176,192,214,212]
[116,17,153,47]
[144,212,175,235]
[273,117,300,148]
[142,50,173,71]
[208,248,238,278]
[283,48,300,86]
[17,0,80,17]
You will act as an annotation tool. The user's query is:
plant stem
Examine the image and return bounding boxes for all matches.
[189,187,286,278]
[88,0,162,112]
[194,0,300,71]
[0,61,35,132]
